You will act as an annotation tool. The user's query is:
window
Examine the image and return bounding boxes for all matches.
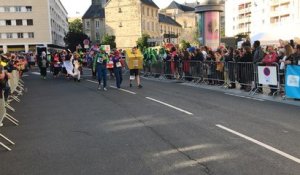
[118,8,122,13]
[26,6,32,12]
[15,6,21,12]
[16,19,22,26]
[27,19,33,25]
[151,9,154,17]
[18,33,23,38]
[142,6,145,15]
[7,33,12,38]
[6,20,11,26]
[28,32,34,38]
[86,21,90,28]
[152,22,154,31]
[147,8,149,16]
[96,32,100,40]
[4,7,10,12]
[142,21,145,29]
[95,20,100,29]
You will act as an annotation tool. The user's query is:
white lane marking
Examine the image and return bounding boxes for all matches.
[146,97,193,115]
[86,80,137,95]
[86,80,98,84]
[110,86,136,95]
[31,72,40,75]
[154,144,215,157]
[224,93,265,102]
[216,124,300,164]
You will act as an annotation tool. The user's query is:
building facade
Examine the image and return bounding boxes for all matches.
[82,0,107,44]
[105,0,182,48]
[163,1,197,44]
[0,0,68,53]
[105,0,160,48]
[225,0,300,40]
[159,14,182,44]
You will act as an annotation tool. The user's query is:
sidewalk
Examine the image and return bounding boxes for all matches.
[141,76,300,107]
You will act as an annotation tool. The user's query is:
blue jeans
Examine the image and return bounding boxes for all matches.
[114,67,123,88]
[97,64,107,88]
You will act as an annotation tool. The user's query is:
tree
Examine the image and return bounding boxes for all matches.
[69,19,83,33]
[136,34,150,51]
[64,32,88,52]
[64,19,88,52]
[180,40,191,51]
[101,34,116,49]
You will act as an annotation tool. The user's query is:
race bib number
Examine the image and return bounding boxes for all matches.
[116,62,122,68]
[97,57,103,63]
[133,60,139,67]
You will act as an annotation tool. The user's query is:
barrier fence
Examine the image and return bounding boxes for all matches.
[0,70,24,151]
[143,60,291,97]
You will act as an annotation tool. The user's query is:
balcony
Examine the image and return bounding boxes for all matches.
[239,8,251,15]
[270,7,290,17]
[270,0,290,6]
[238,17,251,24]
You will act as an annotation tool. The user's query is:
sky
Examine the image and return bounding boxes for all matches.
[60,0,197,17]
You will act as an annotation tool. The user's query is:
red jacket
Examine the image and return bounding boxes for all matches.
[262,52,278,65]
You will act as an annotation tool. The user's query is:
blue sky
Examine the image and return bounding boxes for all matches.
[60,0,197,17]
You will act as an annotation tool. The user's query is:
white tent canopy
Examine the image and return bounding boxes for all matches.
[251,24,300,46]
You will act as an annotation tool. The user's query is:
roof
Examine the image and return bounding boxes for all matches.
[184,2,199,8]
[159,14,182,27]
[166,1,195,12]
[82,5,105,19]
[141,0,159,9]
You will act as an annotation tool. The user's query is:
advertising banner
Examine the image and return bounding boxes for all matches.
[204,11,220,50]
[258,66,278,85]
[285,65,300,99]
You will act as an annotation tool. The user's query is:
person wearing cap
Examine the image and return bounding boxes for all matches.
[112,50,123,89]
[93,48,109,91]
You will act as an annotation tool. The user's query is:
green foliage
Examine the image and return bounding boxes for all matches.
[64,32,88,52]
[180,40,191,51]
[136,34,150,51]
[101,34,116,49]
[69,19,83,33]
[64,19,88,52]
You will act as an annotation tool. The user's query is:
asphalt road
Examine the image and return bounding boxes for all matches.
[0,70,299,175]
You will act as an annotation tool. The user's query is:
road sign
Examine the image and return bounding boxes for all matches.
[83,39,90,45]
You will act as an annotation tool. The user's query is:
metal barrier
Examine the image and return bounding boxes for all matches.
[0,70,24,151]
[252,62,281,96]
[143,60,285,97]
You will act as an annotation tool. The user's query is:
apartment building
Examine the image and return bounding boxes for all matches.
[0,0,68,53]
[225,0,300,40]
